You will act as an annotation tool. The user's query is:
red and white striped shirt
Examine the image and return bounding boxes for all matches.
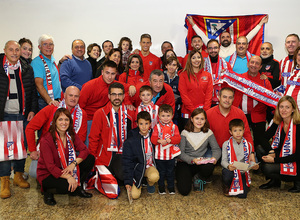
[136,102,159,128]
[280,56,294,87]
[284,67,300,110]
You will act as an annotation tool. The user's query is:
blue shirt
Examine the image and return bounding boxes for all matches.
[31,53,61,99]
[60,55,92,92]
[225,54,254,74]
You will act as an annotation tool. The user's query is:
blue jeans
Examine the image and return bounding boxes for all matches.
[0,113,26,177]
[84,120,93,147]
[156,159,175,188]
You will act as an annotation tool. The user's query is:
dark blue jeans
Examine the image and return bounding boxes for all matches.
[156,159,175,188]
[0,113,26,177]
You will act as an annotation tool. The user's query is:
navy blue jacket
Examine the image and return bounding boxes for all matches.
[122,128,156,188]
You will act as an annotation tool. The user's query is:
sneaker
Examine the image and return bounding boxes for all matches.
[158,185,166,195]
[168,187,175,195]
[193,174,206,191]
[147,184,155,194]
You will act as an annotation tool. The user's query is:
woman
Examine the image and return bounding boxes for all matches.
[178,49,213,130]
[95,48,123,79]
[86,43,101,78]
[119,54,144,86]
[258,96,300,192]
[176,108,221,196]
[18,38,33,63]
[284,46,300,110]
[37,108,95,205]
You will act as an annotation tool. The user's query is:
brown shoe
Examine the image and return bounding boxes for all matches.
[1,176,11,199]
[222,184,230,197]
[13,172,30,188]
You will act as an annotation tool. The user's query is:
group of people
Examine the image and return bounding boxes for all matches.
[0,18,300,206]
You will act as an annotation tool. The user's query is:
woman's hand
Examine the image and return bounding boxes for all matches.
[262,155,275,163]
[30,151,40,160]
[62,163,75,176]
[67,176,78,192]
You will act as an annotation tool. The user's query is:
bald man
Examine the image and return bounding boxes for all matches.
[25,86,87,178]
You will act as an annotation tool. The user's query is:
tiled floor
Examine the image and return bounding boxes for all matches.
[0,163,299,220]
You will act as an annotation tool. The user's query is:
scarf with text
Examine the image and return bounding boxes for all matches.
[106,103,128,153]
[137,102,159,129]
[55,132,80,185]
[3,56,25,114]
[226,137,251,196]
[228,51,252,69]
[271,120,297,176]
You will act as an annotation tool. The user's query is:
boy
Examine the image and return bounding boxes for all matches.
[221,119,259,198]
[136,85,159,129]
[151,104,181,195]
[123,111,160,199]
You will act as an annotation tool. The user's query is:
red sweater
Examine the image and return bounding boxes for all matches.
[139,51,160,81]
[232,72,273,123]
[206,105,254,148]
[79,75,130,120]
[132,81,175,113]
[25,105,87,152]
[179,69,213,117]
[88,103,135,166]
[37,132,89,185]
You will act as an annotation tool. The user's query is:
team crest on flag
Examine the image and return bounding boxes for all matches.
[205,18,237,38]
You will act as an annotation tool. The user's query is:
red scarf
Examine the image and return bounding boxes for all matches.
[143,133,153,168]
[226,137,251,196]
[3,55,25,114]
[271,120,297,176]
[105,103,128,153]
[55,132,80,184]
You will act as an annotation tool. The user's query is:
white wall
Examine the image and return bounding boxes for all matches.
[0,0,299,60]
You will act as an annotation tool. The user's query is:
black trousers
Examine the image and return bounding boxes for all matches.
[176,161,214,196]
[108,153,124,182]
[42,154,95,194]
[246,114,266,149]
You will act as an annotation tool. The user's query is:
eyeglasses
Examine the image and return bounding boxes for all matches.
[110,93,124,97]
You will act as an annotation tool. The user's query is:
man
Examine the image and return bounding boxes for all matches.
[88,82,135,183]
[182,35,208,68]
[133,69,175,113]
[259,42,281,89]
[187,15,268,58]
[204,39,229,106]
[138,34,160,81]
[79,61,134,146]
[0,41,38,199]
[98,40,114,67]
[225,36,253,74]
[160,41,184,68]
[60,39,92,92]
[206,87,253,148]
[31,34,62,110]
[25,86,87,178]
[280,34,300,88]
[232,56,272,148]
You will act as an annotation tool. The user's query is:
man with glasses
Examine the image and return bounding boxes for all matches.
[60,39,92,92]
[31,34,62,110]
[88,82,135,183]
[204,39,229,106]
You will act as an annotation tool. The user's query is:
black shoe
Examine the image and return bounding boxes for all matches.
[288,181,300,193]
[158,185,166,195]
[168,187,175,195]
[259,179,281,189]
[76,186,93,198]
[44,192,56,206]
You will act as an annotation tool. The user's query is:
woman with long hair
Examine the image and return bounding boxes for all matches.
[119,54,144,86]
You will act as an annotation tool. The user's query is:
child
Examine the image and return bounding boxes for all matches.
[123,111,160,199]
[136,85,159,129]
[151,104,181,194]
[221,119,259,198]
[118,37,133,67]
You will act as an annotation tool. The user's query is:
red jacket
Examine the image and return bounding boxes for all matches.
[88,102,135,166]
[139,51,160,81]
[79,75,130,120]
[118,69,145,86]
[25,105,87,152]
[179,69,213,117]
[132,81,175,113]
[232,72,273,123]
[37,132,89,185]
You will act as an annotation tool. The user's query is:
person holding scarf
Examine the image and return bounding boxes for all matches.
[258,96,300,193]
[0,40,38,199]
[37,108,94,206]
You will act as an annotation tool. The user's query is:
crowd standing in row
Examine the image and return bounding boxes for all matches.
[0,16,300,205]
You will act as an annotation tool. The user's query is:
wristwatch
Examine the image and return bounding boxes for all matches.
[72,160,78,166]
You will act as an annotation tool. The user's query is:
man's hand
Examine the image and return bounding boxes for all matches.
[27,111,35,121]
[48,100,60,107]
[187,16,196,26]
[259,15,269,26]
[30,151,40,160]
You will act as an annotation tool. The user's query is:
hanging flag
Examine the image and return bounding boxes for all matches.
[184,14,266,55]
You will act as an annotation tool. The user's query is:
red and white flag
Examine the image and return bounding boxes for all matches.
[184,14,266,55]
[0,121,27,161]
